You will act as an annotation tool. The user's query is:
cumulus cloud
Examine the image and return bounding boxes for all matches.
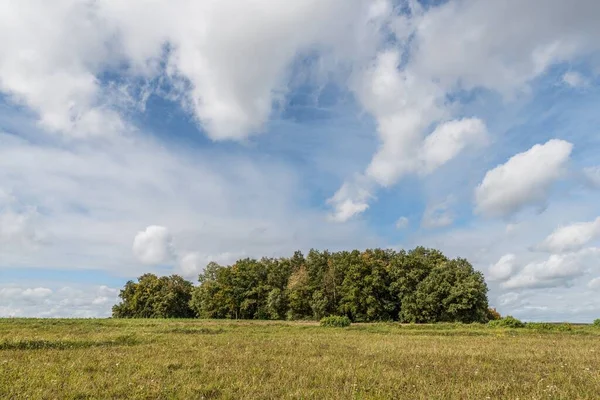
[178,251,242,279]
[0,0,388,140]
[475,139,573,218]
[412,195,600,321]
[0,131,379,274]
[328,0,600,221]
[359,50,446,187]
[0,1,125,137]
[132,225,173,265]
[327,179,373,222]
[5,0,599,142]
[420,118,488,174]
[537,217,600,253]
[409,0,600,94]
[0,287,52,300]
[1,0,600,320]
[326,62,486,222]
[488,254,517,282]
[0,285,118,318]
[502,248,600,290]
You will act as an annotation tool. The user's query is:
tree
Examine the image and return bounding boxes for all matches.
[266,288,287,320]
[286,265,312,320]
[190,263,235,318]
[112,273,194,318]
[406,259,489,323]
[119,247,491,323]
[389,247,448,322]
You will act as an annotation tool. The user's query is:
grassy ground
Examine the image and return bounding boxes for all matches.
[1,319,599,399]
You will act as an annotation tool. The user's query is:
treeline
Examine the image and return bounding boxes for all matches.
[113,247,491,323]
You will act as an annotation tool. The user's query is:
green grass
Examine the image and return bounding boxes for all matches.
[1,319,599,399]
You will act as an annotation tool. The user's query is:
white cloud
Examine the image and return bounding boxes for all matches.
[327,179,373,222]
[505,222,522,234]
[0,131,378,274]
[327,55,486,222]
[21,287,53,298]
[0,207,42,248]
[0,0,388,140]
[497,292,521,307]
[0,284,119,318]
[488,254,516,282]
[502,248,600,290]
[328,0,600,221]
[395,216,409,229]
[537,217,600,253]
[178,251,242,279]
[475,139,573,217]
[1,0,600,322]
[0,1,125,137]
[409,0,600,95]
[132,225,173,265]
[562,71,589,87]
[420,118,488,174]
[583,166,600,188]
[0,287,52,300]
[412,196,600,321]
[421,198,454,229]
[588,277,600,290]
[359,50,446,187]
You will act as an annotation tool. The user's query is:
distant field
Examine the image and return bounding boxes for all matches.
[1,319,599,399]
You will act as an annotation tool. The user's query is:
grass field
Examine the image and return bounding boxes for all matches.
[1,319,599,399]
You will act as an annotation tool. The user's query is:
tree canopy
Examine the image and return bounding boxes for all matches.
[114,247,490,322]
[112,273,194,318]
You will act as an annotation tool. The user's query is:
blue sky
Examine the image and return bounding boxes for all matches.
[1,0,600,321]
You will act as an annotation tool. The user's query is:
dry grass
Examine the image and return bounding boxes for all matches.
[1,319,599,399]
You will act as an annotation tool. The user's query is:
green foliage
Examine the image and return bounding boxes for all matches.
[407,258,489,323]
[112,274,194,318]
[556,323,573,332]
[489,316,525,328]
[320,316,351,327]
[119,247,491,323]
[266,288,287,320]
[525,322,554,330]
[486,307,501,321]
[593,319,600,327]
[525,323,573,332]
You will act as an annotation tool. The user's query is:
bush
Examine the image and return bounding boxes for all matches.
[486,307,501,321]
[320,316,351,328]
[488,315,525,328]
[525,322,554,330]
[593,319,600,327]
[556,323,573,332]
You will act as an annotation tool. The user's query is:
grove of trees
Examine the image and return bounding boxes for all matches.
[113,247,491,323]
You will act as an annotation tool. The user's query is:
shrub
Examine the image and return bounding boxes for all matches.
[486,307,501,321]
[593,319,600,327]
[525,322,554,330]
[320,316,351,328]
[488,315,525,328]
[556,323,573,332]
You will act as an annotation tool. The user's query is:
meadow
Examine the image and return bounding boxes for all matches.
[1,319,599,399]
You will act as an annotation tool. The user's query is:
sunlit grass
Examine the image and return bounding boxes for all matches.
[1,319,599,399]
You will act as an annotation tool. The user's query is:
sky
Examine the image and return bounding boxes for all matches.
[0,0,599,321]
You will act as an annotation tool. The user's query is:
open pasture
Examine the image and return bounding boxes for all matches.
[1,319,599,399]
